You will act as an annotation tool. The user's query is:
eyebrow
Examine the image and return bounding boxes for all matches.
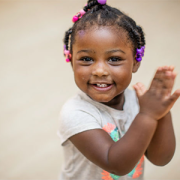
[105,49,125,54]
[77,49,95,54]
[77,49,125,54]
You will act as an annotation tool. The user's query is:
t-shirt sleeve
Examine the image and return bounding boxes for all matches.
[57,109,102,145]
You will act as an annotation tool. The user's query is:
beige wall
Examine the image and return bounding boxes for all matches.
[0,0,180,179]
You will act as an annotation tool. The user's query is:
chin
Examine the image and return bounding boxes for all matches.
[90,94,113,103]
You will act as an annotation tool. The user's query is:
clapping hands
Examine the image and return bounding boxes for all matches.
[133,66,180,120]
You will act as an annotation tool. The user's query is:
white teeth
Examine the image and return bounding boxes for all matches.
[96,84,108,88]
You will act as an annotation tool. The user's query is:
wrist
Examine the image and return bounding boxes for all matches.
[165,111,171,117]
[158,111,171,121]
[138,111,158,122]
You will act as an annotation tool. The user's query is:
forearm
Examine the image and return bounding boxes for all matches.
[145,112,176,166]
[108,112,158,175]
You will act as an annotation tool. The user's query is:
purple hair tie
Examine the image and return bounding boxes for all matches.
[136,46,145,62]
[97,0,107,5]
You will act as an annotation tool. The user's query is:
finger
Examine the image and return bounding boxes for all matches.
[149,67,163,94]
[161,71,176,97]
[133,83,142,98]
[162,66,168,71]
[150,67,174,97]
[172,72,177,80]
[137,82,147,95]
[162,65,174,71]
[165,89,180,107]
[169,65,175,71]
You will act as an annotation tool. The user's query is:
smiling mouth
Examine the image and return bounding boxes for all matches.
[91,83,113,91]
[96,84,110,88]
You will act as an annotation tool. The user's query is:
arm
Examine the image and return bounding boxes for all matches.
[70,113,157,176]
[145,112,176,166]
[133,66,177,166]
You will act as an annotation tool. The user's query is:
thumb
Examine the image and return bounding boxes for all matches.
[133,83,142,98]
[133,82,147,98]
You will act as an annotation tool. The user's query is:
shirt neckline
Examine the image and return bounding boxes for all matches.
[78,89,129,117]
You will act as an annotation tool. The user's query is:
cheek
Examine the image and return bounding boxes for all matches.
[111,66,132,84]
[74,66,90,85]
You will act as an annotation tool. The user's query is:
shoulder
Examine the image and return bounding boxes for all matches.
[58,93,102,145]
[60,93,100,118]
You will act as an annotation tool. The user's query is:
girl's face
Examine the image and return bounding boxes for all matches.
[72,26,140,107]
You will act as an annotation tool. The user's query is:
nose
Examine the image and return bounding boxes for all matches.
[92,61,109,77]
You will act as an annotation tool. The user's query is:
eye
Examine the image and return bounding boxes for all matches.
[109,57,122,62]
[80,57,93,62]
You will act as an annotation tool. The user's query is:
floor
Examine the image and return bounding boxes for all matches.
[0,0,180,179]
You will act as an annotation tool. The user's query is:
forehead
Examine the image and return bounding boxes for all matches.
[73,26,132,51]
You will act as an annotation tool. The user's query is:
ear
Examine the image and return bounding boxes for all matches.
[132,58,141,73]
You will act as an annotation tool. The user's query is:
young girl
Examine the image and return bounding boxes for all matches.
[58,0,180,179]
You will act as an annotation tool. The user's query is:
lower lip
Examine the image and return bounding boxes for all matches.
[91,84,113,92]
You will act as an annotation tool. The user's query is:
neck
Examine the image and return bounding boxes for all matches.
[101,92,125,110]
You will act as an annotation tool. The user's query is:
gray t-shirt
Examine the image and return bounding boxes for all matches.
[57,89,144,180]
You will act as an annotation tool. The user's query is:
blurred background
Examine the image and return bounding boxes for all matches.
[0,0,180,179]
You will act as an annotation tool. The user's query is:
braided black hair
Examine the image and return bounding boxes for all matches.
[64,28,72,54]
[63,0,146,58]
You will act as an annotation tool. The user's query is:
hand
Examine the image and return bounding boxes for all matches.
[133,66,180,120]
